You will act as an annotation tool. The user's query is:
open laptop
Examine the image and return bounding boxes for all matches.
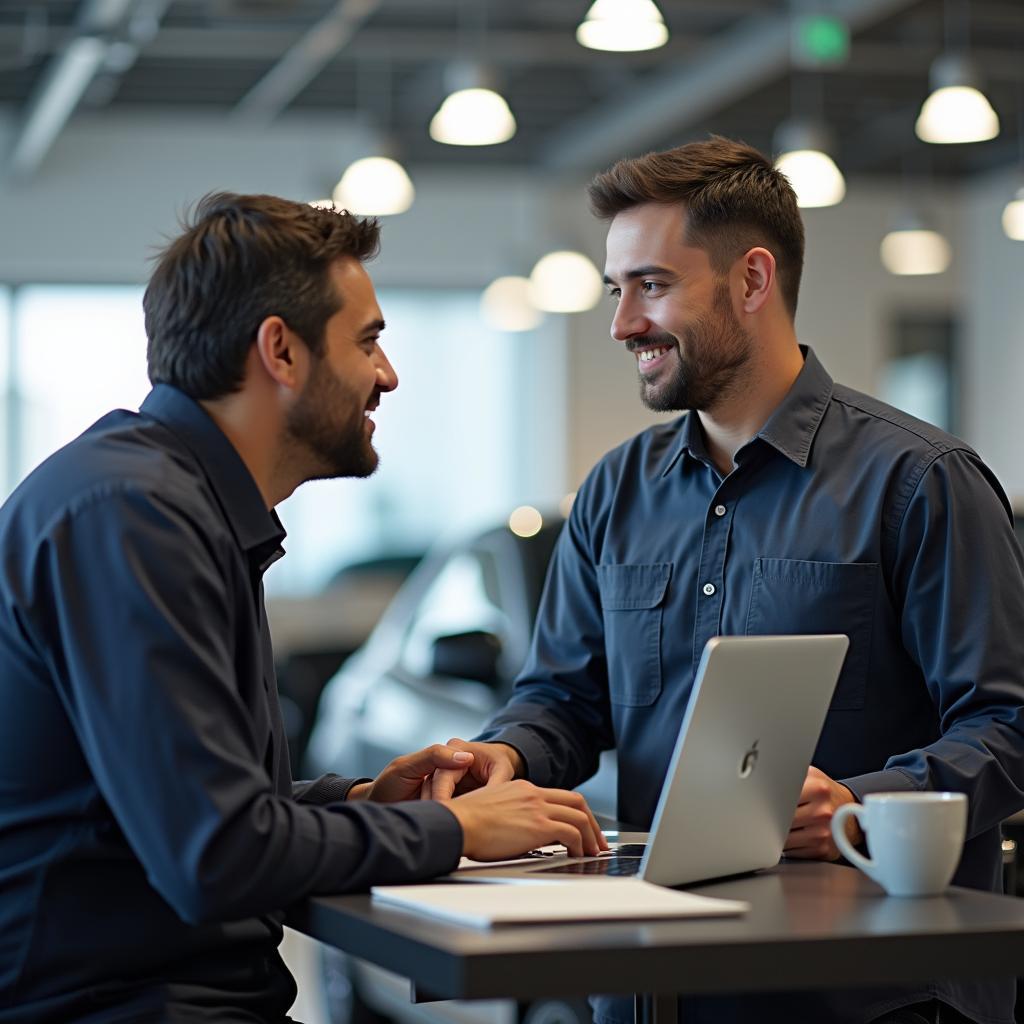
[454,633,849,888]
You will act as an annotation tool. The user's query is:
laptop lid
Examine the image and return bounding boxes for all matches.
[454,633,848,887]
[637,633,848,886]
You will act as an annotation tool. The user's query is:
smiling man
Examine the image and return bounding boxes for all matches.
[433,139,1024,1024]
[0,193,604,1023]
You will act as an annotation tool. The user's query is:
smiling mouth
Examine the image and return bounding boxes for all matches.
[637,346,671,364]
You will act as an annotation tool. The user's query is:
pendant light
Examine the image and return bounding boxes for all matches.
[916,55,1000,144]
[332,62,415,216]
[529,251,604,314]
[880,212,952,276]
[576,0,669,53]
[773,118,846,208]
[430,63,515,147]
[332,155,414,216]
[915,0,999,145]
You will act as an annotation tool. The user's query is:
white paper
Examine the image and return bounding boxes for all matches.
[371,879,749,929]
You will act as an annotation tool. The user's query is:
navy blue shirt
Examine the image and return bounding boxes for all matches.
[482,348,1024,1024]
[0,385,462,1023]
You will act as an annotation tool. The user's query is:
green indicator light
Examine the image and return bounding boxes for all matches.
[797,15,850,64]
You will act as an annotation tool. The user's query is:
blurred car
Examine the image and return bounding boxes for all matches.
[305,512,616,1024]
[268,553,423,774]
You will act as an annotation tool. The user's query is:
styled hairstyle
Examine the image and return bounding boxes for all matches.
[588,136,805,317]
[144,193,380,399]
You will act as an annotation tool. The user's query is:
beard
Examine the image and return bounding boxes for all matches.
[635,281,753,413]
[285,357,379,480]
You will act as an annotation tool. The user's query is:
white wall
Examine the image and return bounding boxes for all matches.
[1,108,1014,498]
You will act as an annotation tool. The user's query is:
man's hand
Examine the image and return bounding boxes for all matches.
[424,738,525,800]
[347,745,476,803]
[445,779,609,860]
[784,765,863,861]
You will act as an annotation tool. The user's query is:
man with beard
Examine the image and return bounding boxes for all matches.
[0,193,605,1024]
[429,139,1024,1024]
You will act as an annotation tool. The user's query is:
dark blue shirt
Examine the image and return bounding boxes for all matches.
[481,348,1024,1024]
[0,385,462,1023]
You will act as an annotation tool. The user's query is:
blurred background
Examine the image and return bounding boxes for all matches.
[2,2,1024,1021]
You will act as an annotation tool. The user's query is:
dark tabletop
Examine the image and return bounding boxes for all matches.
[287,860,1024,1001]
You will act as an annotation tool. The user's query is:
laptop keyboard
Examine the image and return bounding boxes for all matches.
[531,844,648,877]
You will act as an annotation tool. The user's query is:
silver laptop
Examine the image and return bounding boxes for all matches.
[456,634,849,888]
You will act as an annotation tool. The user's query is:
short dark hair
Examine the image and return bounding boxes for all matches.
[588,136,805,317]
[144,193,380,399]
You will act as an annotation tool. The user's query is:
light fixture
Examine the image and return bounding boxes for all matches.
[773,119,846,208]
[429,64,516,147]
[880,214,952,276]
[576,0,668,53]
[331,156,414,216]
[915,54,999,144]
[529,251,604,314]
[480,277,543,333]
[508,506,544,539]
[1003,187,1024,241]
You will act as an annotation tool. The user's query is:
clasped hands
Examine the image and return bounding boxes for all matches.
[347,740,608,860]
[349,740,860,862]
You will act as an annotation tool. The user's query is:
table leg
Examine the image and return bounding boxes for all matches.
[634,993,679,1024]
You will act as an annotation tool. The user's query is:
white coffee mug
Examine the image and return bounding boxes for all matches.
[831,792,967,897]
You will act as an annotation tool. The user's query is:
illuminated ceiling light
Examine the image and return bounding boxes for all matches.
[773,119,846,208]
[332,156,415,216]
[1002,187,1024,241]
[915,55,999,144]
[529,251,604,314]
[559,492,577,518]
[480,276,543,332]
[508,506,544,538]
[308,199,337,210]
[429,64,515,147]
[880,215,952,276]
[576,0,668,53]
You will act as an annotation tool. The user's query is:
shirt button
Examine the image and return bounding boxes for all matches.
[714,504,727,517]
[702,583,716,596]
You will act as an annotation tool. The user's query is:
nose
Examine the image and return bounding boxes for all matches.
[375,347,398,393]
[610,293,651,344]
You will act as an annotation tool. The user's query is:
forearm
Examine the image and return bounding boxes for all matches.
[160,795,463,923]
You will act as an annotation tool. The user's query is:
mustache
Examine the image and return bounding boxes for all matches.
[625,334,677,354]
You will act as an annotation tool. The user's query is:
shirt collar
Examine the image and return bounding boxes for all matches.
[661,345,833,476]
[139,384,286,563]
[755,345,833,468]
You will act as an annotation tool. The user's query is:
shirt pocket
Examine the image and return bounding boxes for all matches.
[597,562,673,707]
[745,558,876,711]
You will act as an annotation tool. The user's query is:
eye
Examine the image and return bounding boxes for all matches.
[641,280,663,294]
[606,287,621,301]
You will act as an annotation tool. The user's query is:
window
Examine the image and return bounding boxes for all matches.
[11,286,150,488]
[1,285,557,596]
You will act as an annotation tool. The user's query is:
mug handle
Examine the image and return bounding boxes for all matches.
[831,803,877,881]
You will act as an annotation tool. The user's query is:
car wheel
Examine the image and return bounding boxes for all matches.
[520,998,593,1024]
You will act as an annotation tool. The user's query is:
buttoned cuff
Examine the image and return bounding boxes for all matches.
[841,767,919,802]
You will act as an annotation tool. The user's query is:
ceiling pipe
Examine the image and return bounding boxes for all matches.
[234,0,383,122]
[6,0,169,179]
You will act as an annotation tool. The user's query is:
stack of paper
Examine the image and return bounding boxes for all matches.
[371,879,748,929]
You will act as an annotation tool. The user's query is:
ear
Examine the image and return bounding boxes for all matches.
[739,247,776,315]
[253,315,306,392]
